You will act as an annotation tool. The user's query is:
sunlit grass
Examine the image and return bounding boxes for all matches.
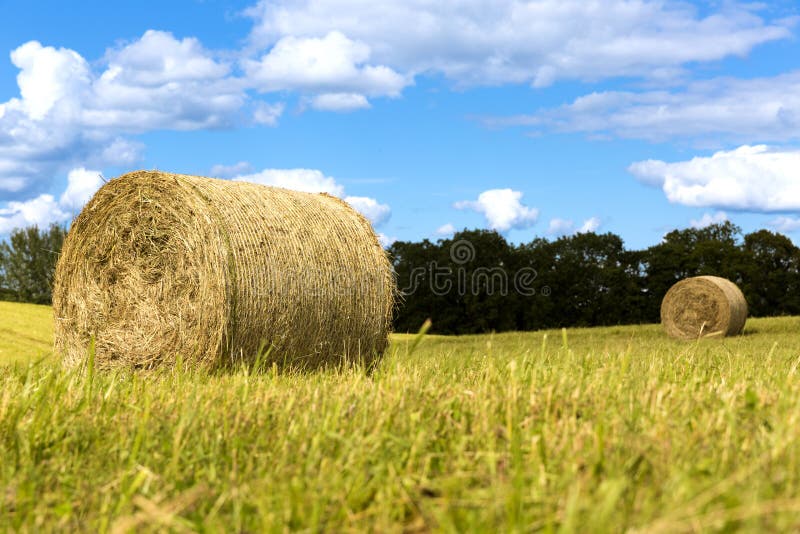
[0,301,51,365]
[2,302,800,531]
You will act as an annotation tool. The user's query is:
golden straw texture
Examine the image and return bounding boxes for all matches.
[660,276,748,340]
[53,170,395,370]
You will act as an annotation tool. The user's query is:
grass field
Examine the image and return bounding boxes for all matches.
[0,301,52,365]
[3,302,800,532]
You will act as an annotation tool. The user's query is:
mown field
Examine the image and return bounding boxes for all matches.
[2,302,800,532]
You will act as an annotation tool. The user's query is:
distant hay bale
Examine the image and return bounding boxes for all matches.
[53,170,395,370]
[660,276,747,340]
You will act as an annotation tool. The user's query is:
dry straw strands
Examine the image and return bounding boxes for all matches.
[53,170,395,370]
[660,275,748,340]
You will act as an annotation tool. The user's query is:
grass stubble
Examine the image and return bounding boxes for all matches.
[2,303,800,532]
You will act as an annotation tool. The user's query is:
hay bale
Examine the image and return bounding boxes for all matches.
[660,276,747,340]
[53,170,395,370]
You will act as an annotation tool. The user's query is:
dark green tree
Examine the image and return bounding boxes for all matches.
[642,222,744,320]
[390,229,521,334]
[740,230,800,317]
[387,221,797,333]
[514,237,557,330]
[441,229,517,334]
[389,238,440,333]
[0,224,67,304]
[545,232,640,327]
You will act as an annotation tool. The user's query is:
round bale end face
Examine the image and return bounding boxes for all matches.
[660,275,747,340]
[53,170,395,370]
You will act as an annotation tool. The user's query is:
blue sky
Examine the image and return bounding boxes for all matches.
[1,0,799,248]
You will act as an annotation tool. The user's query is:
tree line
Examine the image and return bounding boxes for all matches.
[389,222,800,334]
[1,222,799,334]
[0,225,66,304]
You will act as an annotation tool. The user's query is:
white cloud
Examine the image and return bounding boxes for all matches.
[0,42,100,195]
[454,188,538,232]
[210,161,254,178]
[89,30,243,132]
[770,217,800,234]
[1,28,407,200]
[10,41,90,120]
[253,101,284,125]
[548,216,602,236]
[309,93,370,112]
[579,217,601,233]
[344,195,391,226]
[246,0,792,88]
[690,211,728,229]
[233,168,391,226]
[0,195,67,234]
[547,218,574,237]
[0,166,102,233]
[629,145,800,212]
[4,2,792,207]
[234,168,345,196]
[435,223,456,237]
[1,29,416,199]
[377,233,397,248]
[489,70,800,144]
[95,138,144,167]
[102,30,229,86]
[0,32,248,198]
[59,167,104,212]
[0,164,394,236]
[242,31,407,107]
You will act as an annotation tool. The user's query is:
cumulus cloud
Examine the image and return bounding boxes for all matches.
[253,101,285,125]
[690,211,728,229]
[547,216,602,236]
[435,223,456,237]
[629,145,800,212]
[308,93,370,112]
[579,217,602,233]
[0,29,364,199]
[210,161,254,178]
[0,195,67,234]
[343,195,391,226]
[1,28,404,200]
[0,32,247,198]
[59,167,104,212]
[233,168,390,226]
[102,30,229,86]
[547,218,574,237]
[1,164,392,234]
[89,30,243,132]
[10,41,90,120]
[246,0,792,88]
[1,42,103,195]
[95,138,144,167]
[488,70,800,144]
[234,168,345,196]
[454,189,538,232]
[4,1,793,210]
[3,2,795,201]
[0,167,102,234]
[770,217,800,234]
[377,233,397,248]
[243,31,407,108]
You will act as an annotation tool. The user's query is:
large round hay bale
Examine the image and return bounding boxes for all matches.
[53,170,395,370]
[660,276,747,340]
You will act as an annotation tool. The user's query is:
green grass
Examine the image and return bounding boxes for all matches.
[3,302,800,531]
[0,301,52,365]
